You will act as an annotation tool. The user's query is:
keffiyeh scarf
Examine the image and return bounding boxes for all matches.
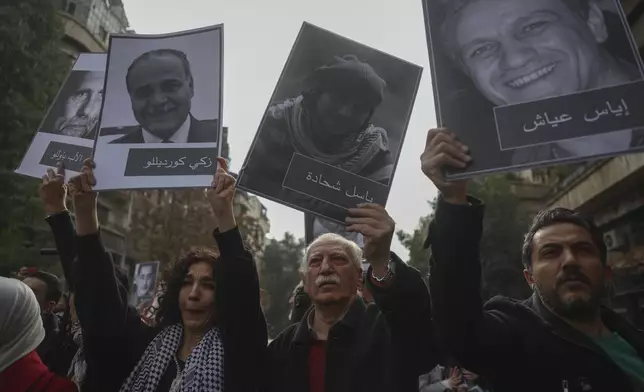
[119,324,224,392]
[67,321,87,385]
[268,96,392,180]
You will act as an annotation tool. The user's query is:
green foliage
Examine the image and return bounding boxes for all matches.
[260,233,305,338]
[0,1,68,275]
[399,176,533,300]
[396,200,435,283]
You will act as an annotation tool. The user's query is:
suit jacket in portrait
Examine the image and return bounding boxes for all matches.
[105,115,219,144]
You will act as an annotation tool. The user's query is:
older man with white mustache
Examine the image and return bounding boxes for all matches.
[263,203,439,392]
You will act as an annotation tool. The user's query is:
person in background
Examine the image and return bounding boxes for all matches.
[0,277,78,392]
[21,270,64,371]
[264,204,438,392]
[422,127,644,391]
[67,158,266,392]
[289,281,312,323]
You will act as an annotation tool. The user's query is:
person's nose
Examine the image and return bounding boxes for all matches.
[499,39,537,70]
[319,256,334,274]
[76,95,91,117]
[337,104,354,118]
[188,282,201,301]
[560,246,581,269]
[149,88,168,105]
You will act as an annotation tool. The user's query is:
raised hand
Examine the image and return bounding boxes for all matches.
[68,159,98,235]
[420,128,471,204]
[345,203,395,274]
[40,162,68,215]
[206,157,237,232]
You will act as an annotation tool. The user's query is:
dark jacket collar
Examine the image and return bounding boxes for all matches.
[293,296,367,344]
[527,294,644,358]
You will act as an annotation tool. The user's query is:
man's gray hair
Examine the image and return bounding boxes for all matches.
[300,233,363,273]
[125,48,193,93]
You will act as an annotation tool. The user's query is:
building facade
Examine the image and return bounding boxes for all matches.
[54,0,134,270]
[536,0,644,327]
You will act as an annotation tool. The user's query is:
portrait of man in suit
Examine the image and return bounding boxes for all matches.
[106,48,218,144]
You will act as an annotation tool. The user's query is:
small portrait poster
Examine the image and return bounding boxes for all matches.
[92,25,224,190]
[131,260,160,307]
[16,53,106,178]
[422,0,644,178]
[305,213,364,248]
[238,22,422,223]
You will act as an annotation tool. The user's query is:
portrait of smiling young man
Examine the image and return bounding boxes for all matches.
[425,0,644,173]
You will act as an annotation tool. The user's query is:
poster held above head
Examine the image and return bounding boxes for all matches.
[92,24,224,190]
[238,22,422,223]
[15,53,106,178]
[422,0,644,178]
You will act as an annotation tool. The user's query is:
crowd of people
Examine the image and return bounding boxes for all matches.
[1,128,644,392]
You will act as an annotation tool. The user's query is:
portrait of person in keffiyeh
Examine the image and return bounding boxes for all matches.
[241,54,395,201]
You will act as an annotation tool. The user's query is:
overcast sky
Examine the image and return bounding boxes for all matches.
[122,0,440,258]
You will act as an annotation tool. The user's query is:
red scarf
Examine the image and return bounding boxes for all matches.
[0,351,77,392]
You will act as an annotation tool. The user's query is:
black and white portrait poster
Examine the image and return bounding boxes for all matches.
[131,260,160,307]
[92,25,223,190]
[16,53,105,178]
[422,0,644,178]
[238,22,422,223]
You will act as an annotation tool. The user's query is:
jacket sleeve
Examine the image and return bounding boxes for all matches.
[45,211,77,288]
[367,252,439,387]
[214,227,268,390]
[427,196,519,375]
[74,231,143,339]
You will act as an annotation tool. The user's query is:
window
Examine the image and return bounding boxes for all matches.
[66,1,76,15]
[99,26,108,42]
[97,204,110,225]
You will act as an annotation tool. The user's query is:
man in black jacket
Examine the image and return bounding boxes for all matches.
[421,128,644,392]
[264,204,438,392]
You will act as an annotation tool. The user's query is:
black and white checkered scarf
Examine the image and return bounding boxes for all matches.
[119,324,224,392]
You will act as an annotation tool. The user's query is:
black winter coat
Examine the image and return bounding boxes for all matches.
[427,196,644,392]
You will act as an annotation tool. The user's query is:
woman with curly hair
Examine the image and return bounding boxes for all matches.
[67,158,267,392]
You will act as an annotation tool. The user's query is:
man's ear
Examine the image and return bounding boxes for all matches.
[586,1,608,44]
[523,268,535,290]
[300,271,308,294]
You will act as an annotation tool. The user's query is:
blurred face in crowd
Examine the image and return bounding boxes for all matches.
[179,261,215,332]
[127,53,194,140]
[524,222,610,321]
[303,236,361,306]
[136,264,156,298]
[314,91,372,137]
[450,0,609,105]
[23,277,56,314]
[57,71,104,138]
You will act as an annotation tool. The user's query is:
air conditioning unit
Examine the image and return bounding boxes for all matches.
[604,229,627,251]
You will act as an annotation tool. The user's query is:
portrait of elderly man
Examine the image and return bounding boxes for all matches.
[42,71,104,140]
[434,0,643,165]
[105,48,218,144]
[242,54,394,197]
